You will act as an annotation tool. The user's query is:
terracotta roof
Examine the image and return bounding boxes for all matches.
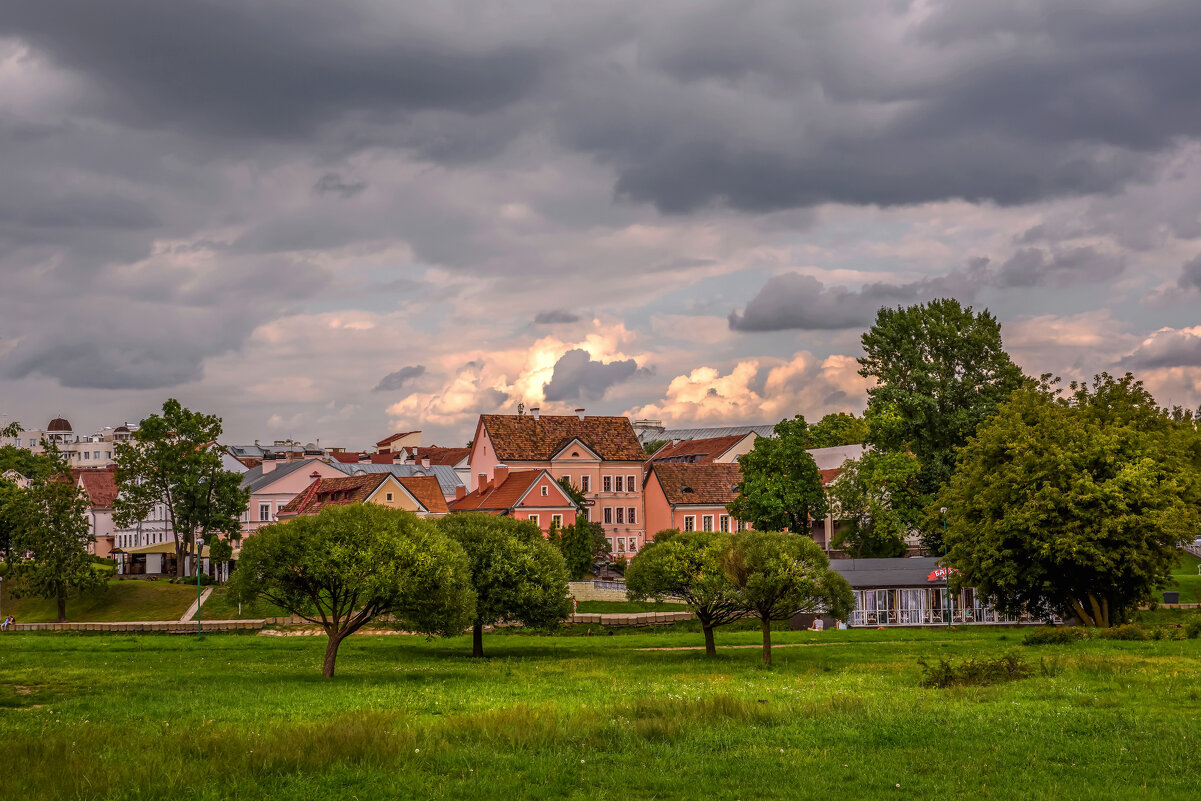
[375,431,418,448]
[47,417,73,432]
[236,457,263,469]
[370,453,400,464]
[480,414,645,462]
[278,473,391,515]
[395,475,449,514]
[819,468,843,486]
[649,462,743,506]
[450,470,574,513]
[72,466,119,508]
[407,446,471,466]
[329,451,366,463]
[649,434,746,464]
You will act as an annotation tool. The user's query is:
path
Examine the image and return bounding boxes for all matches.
[179,586,213,622]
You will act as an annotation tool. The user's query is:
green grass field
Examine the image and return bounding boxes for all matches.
[0,578,197,622]
[1168,552,1201,603]
[2,622,1199,800]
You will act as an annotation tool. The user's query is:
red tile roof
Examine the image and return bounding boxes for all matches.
[480,414,645,462]
[279,472,448,516]
[407,446,471,466]
[370,453,400,464]
[396,475,450,515]
[449,470,574,514]
[649,462,743,506]
[71,466,119,509]
[329,451,366,464]
[819,468,843,486]
[648,434,746,464]
[375,431,419,448]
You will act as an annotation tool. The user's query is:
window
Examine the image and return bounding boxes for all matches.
[552,514,563,528]
[684,516,695,531]
[94,451,101,460]
[616,507,625,524]
[617,538,625,553]
[259,503,271,522]
[582,507,590,521]
[702,515,713,532]
[627,475,636,493]
[541,485,548,496]
[386,493,393,502]
[603,507,613,524]
[581,475,591,492]
[528,514,539,527]
[614,475,623,492]
[105,451,111,459]
[628,538,637,554]
[720,515,729,532]
[602,476,612,492]
[606,537,613,551]
[737,520,745,531]
[628,507,637,525]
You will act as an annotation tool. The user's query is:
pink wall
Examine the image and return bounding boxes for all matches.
[643,469,747,540]
[242,459,347,537]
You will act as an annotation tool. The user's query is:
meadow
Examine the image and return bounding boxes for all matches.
[2,621,1200,800]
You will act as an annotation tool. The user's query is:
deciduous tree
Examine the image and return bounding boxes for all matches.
[626,529,741,655]
[723,531,853,665]
[808,412,870,449]
[229,505,475,677]
[728,416,827,533]
[826,450,922,557]
[438,513,572,657]
[551,517,611,580]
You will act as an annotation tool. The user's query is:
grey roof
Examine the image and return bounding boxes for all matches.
[330,462,463,496]
[829,557,946,589]
[637,425,776,444]
[808,444,868,470]
[240,458,328,493]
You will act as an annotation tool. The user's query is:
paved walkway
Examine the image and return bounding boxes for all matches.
[179,587,214,622]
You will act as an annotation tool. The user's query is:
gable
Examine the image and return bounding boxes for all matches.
[512,471,579,509]
[365,475,423,512]
[551,437,602,461]
[480,414,645,462]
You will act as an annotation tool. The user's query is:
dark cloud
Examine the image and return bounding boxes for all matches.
[1125,329,1201,369]
[992,247,1126,288]
[543,349,639,401]
[534,310,580,325]
[314,173,367,199]
[1178,254,1201,291]
[373,365,426,392]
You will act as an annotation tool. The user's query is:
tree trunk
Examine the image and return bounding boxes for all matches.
[1087,593,1107,628]
[1069,598,1095,627]
[56,589,67,623]
[175,540,186,579]
[760,617,772,665]
[323,632,344,678]
[702,623,717,656]
[472,623,485,658]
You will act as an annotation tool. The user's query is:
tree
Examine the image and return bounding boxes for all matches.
[936,374,1201,627]
[438,514,572,657]
[626,530,741,656]
[859,299,1025,528]
[728,416,827,533]
[552,518,611,580]
[207,535,234,582]
[643,439,669,456]
[723,531,853,665]
[826,450,922,557]
[114,399,250,578]
[1,420,21,439]
[230,505,475,677]
[808,413,870,449]
[8,477,103,622]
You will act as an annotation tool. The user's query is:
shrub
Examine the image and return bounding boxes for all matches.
[1022,627,1085,646]
[1185,619,1201,639]
[918,654,1031,688]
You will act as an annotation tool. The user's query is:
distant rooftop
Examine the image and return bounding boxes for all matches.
[636,424,776,445]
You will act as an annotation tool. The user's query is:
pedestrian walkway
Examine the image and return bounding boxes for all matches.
[179,586,213,622]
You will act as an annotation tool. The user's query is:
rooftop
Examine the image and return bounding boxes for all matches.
[648,462,743,506]
[480,414,645,462]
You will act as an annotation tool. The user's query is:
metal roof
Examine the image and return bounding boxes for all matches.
[330,462,463,496]
[240,458,328,493]
[807,444,868,470]
[829,557,946,588]
[637,425,776,444]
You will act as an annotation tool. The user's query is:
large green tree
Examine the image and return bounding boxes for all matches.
[937,374,1201,627]
[438,513,572,657]
[625,529,741,656]
[724,531,852,665]
[826,450,922,557]
[230,505,475,677]
[729,416,827,533]
[859,299,1025,534]
[114,399,249,577]
[808,412,870,449]
[551,517,611,580]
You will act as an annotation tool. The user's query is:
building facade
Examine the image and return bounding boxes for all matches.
[449,467,579,534]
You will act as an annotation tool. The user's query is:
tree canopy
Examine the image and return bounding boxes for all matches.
[229,505,475,677]
[728,416,827,533]
[114,399,249,577]
[826,450,922,557]
[808,412,870,449]
[626,529,741,655]
[437,513,572,657]
[937,374,1201,627]
[859,299,1025,525]
[550,517,610,580]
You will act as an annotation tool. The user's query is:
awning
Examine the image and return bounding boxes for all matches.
[112,542,210,556]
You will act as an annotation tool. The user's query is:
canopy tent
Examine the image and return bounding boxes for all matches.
[112,542,210,557]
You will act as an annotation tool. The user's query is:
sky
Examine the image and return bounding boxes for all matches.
[3,0,1201,450]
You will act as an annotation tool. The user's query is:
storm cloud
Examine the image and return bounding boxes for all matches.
[542,349,640,402]
[373,365,426,392]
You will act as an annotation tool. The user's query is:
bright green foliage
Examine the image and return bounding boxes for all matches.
[6,477,103,622]
[0,421,21,438]
[556,476,588,509]
[808,412,870,448]
[723,531,853,664]
[0,444,61,483]
[936,374,1201,627]
[437,513,572,657]
[626,529,741,655]
[550,518,611,580]
[826,450,922,557]
[229,505,475,676]
[207,535,234,568]
[728,416,827,533]
[114,399,250,578]
[642,439,669,455]
[859,299,1025,524]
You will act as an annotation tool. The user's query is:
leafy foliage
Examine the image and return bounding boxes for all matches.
[917,654,1033,688]
[114,399,250,578]
[550,518,611,580]
[728,416,827,533]
[937,373,1201,627]
[229,505,475,677]
[826,450,922,557]
[807,413,870,448]
[642,439,670,455]
[625,530,741,655]
[437,513,572,656]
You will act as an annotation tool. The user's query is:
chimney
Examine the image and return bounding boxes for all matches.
[455,485,466,501]
[575,408,585,421]
[422,456,431,468]
[478,473,489,491]
[530,407,540,420]
[494,464,509,485]
[261,455,276,474]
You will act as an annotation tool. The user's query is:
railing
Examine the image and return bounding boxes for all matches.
[1182,544,1201,559]
[847,606,1052,627]
[592,580,627,591]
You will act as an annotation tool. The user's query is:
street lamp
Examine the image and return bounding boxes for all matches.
[940,507,950,626]
[195,537,204,636]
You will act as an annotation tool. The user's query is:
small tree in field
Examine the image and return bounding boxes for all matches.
[438,514,572,657]
[626,529,741,656]
[724,531,853,665]
[229,505,475,677]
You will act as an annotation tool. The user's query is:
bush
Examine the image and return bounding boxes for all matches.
[1185,619,1201,639]
[918,654,1031,688]
[170,574,213,586]
[1022,627,1085,646]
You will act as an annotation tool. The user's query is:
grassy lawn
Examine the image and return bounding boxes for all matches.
[2,623,1200,800]
[1167,551,1201,604]
[575,600,688,613]
[0,578,196,623]
[201,586,292,620]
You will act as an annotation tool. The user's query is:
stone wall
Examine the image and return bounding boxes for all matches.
[567,580,630,602]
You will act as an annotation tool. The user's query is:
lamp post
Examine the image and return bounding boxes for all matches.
[195,537,204,636]
[940,507,951,626]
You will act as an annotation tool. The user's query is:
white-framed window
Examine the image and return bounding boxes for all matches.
[720,515,729,532]
[603,476,612,492]
[105,451,111,459]
[528,514,540,527]
[259,503,271,522]
[627,475,636,492]
[702,515,714,532]
[606,537,613,551]
[737,520,745,531]
[541,485,549,496]
[94,451,101,459]
[617,537,625,553]
[628,538,638,554]
[581,475,591,492]
[603,507,613,524]
[616,507,625,524]
[628,507,637,525]
[552,514,563,528]
[684,516,695,531]
[582,507,590,521]
[614,475,623,492]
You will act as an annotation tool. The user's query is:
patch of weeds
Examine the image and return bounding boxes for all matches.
[1023,628,1086,646]
[917,654,1031,688]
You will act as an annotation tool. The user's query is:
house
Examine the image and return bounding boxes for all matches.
[467,408,648,552]
[646,432,758,464]
[402,445,472,485]
[448,467,579,534]
[1,416,136,468]
[375,430,421,454]
[71,466,120,558]
[1,469,30,489]
[277,472,449,518]
[238,457,348,537]
[642,463,750,544]
[330,461,465,501]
